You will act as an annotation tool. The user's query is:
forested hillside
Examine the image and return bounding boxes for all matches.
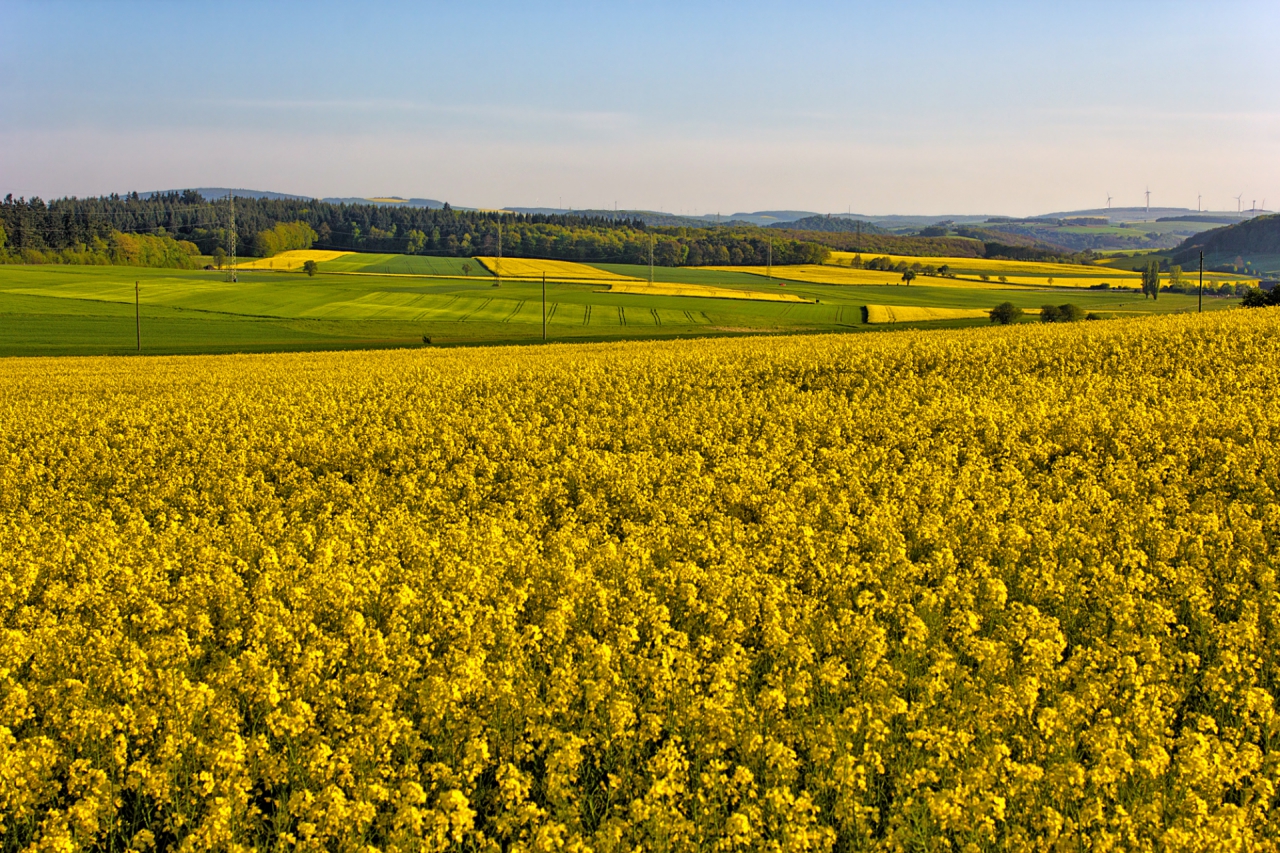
[766,228,988,258]
[1173,214,1280,269]
[768,215,884,235]
[0,192,832,267]
[2,191,1100,269]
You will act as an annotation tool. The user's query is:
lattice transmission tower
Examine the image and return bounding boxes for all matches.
[226,192,237,282]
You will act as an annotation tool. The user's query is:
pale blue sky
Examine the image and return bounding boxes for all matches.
[2,0,1277,214]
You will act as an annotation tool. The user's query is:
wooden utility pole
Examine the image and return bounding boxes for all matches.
[496,219,502,286]
[542,272,547,342]
[135,281,141,351]
[1199,250,1204,313]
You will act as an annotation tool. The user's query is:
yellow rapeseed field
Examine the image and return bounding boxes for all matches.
[3,310,1280,851]
[864,304,992,323]
[475,257,640,283]
[604,281,813,302]
[234,250,353,271]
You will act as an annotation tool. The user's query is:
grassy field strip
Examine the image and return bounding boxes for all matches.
[949,274,1133,289]
[826,251,1258,285]
[827,251,1146,278]
[235,250,353,270]
[603,281,814,303]
[475,257,643,282]
[319,254,494,277]
[301,270,495,283]
[701,264,1030,289]
[865,305,993,324]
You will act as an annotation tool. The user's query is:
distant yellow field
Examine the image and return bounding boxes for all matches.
[865,305,992,324]
[604,281,813,303]
[476,257,642,282]
[366,197,408,204]
[701,264,1021,288]
[828,252,1135,279]
[235,250,352,271]
[826,252,1256,288]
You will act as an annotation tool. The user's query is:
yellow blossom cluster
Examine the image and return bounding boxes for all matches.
[2,310,1279,851]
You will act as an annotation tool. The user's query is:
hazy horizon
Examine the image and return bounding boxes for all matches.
[3,0,1277,217]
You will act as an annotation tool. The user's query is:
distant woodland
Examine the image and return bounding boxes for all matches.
[0,192,839,268]
[0,191,1140,270]
[1174,214,1280,270]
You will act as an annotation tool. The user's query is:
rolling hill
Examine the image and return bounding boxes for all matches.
[1172,213,1280,276]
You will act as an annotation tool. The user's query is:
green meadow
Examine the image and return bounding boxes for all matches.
[0,260,1238,357]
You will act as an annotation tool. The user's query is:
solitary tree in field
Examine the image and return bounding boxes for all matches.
[213,247,226,270]
[990,302,1023,324]
[303,260,318,277]
[1142,260,1160,300]
[901,270,916,286]
[461,262,472,276]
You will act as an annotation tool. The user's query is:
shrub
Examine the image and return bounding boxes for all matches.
[1042,303,1084,323]
[989,302,1023,325]
[1057,303,1085,322]
[1241,287,1280,308]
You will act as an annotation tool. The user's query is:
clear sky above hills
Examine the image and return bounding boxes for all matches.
[2,0,1277,215]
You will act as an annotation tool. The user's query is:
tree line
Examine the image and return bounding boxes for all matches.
[0,218,201,269]
[0,192,838,268]
[1,190,1100,269]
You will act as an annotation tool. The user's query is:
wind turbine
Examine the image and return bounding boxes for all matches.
[1144,187,1151,215]
[1106,192,1112,210]
[1197,194,1201,213]
[1235,194,1243,213]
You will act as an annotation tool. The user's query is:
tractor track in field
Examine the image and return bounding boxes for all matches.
[583,304,592,325]
[546,303,559,323]
[503,300,526,323]
[460,298,493,322]
[618,306,627,326]
[422,295,461,319]
[651,308,662,326]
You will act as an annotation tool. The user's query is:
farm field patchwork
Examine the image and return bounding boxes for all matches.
[0,261,1242,356]
[3,310,1279,850]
